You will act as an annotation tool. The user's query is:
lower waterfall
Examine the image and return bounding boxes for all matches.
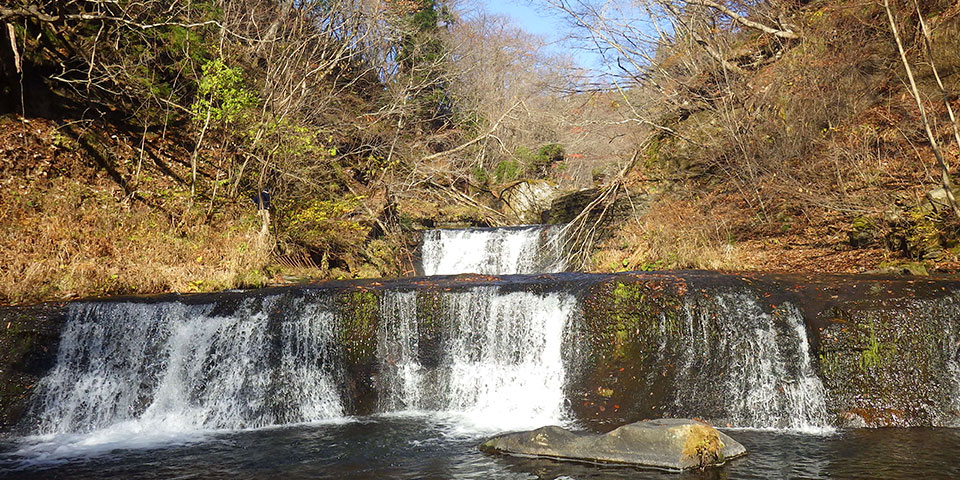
[25,286,580,445]
[574,283,832,434]
[377,289,575,432]
[676,293,831,432]
[8,272,960,477]
[10,274,851,469]
[31,297,346,436]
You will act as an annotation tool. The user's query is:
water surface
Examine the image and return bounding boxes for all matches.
[3,417,958,479]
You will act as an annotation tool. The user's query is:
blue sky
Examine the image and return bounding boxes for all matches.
[471,0,666,81]
[473,0,607,72]
[478,0,559,38]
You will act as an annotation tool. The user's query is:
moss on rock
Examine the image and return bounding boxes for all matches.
[816,300,960,427]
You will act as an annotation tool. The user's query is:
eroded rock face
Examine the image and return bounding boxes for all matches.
[499,180,559,223]
[480,419,746,471]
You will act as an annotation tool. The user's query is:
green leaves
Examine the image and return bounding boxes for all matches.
[190,58,258,126]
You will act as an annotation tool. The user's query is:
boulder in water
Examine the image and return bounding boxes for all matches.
[480,418,746,470]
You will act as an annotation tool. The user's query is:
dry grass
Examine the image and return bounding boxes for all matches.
[0,176,272,305]
[0,115,280,305]
[592,193,746,272]
[592,185,945,274]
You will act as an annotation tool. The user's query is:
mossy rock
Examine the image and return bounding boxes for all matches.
[572,276,691,426]
[848,216,876,248]
[352,264,382,279]
[869,261,929,276]
[481,419,746,470]
[335,290,380,365]
[816,303,958,426]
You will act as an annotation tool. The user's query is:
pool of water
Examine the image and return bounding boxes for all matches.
[2,416,959,479]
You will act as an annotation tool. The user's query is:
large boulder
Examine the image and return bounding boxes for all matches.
[499,180,559,223]
[480,419,746,471]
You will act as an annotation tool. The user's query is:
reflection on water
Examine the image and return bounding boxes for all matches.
[3,418,960,479]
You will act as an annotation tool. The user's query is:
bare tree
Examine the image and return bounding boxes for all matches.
[884,0,960,217]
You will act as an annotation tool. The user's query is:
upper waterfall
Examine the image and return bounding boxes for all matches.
[420,225,566,275]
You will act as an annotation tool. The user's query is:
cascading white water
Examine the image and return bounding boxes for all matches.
[668,292,832,433]
[944,307,960,426]
[28,285,834,441]
[420,225,566,275]
[377,291,423,411]
[377,289,576,432]
[30,285,576,445]
[19,260,845,470]
[32,296,345,438]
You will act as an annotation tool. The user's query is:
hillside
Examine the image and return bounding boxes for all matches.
[2,0,960,304]
[558,0,960,276]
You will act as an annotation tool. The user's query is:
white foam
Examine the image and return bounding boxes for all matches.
[378,289,576,434]
[8,417,210,465]
[421,225,566,275]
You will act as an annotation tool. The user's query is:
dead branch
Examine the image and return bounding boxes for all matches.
[683,0,799,39]
[420,100,521,162]
[560,149,642,269]
[5,23,21,74]
[425,180,507,225]
[913,0,960,156]
[661,1,744,74]
[884,0,960,217]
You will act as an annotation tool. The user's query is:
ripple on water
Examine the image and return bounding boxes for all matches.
[3,419,960,479]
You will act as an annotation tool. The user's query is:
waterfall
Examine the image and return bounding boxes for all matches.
[660,291,831,433]
[947,318,960,426]
[420,225,565,275]
[26,286,577,442]
[377,289,576,432]
[30,296,345,437]
[377,291,423,411]
[19,275,840,458]
[568,282,833,434]
[710,297,831,432]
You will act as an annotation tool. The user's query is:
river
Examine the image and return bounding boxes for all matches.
[1,225,959,478]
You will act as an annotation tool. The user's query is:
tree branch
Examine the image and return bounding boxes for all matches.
[684,0,800,39]
[885,0,960,217]
[420,100,521,161]
[0,5,57,23]
[0,4,263,42]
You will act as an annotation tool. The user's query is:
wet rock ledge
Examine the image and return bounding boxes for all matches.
[0,303,66,430]
[480,419,746,471]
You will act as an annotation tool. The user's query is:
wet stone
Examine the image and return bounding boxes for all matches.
[480,418,746,471]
